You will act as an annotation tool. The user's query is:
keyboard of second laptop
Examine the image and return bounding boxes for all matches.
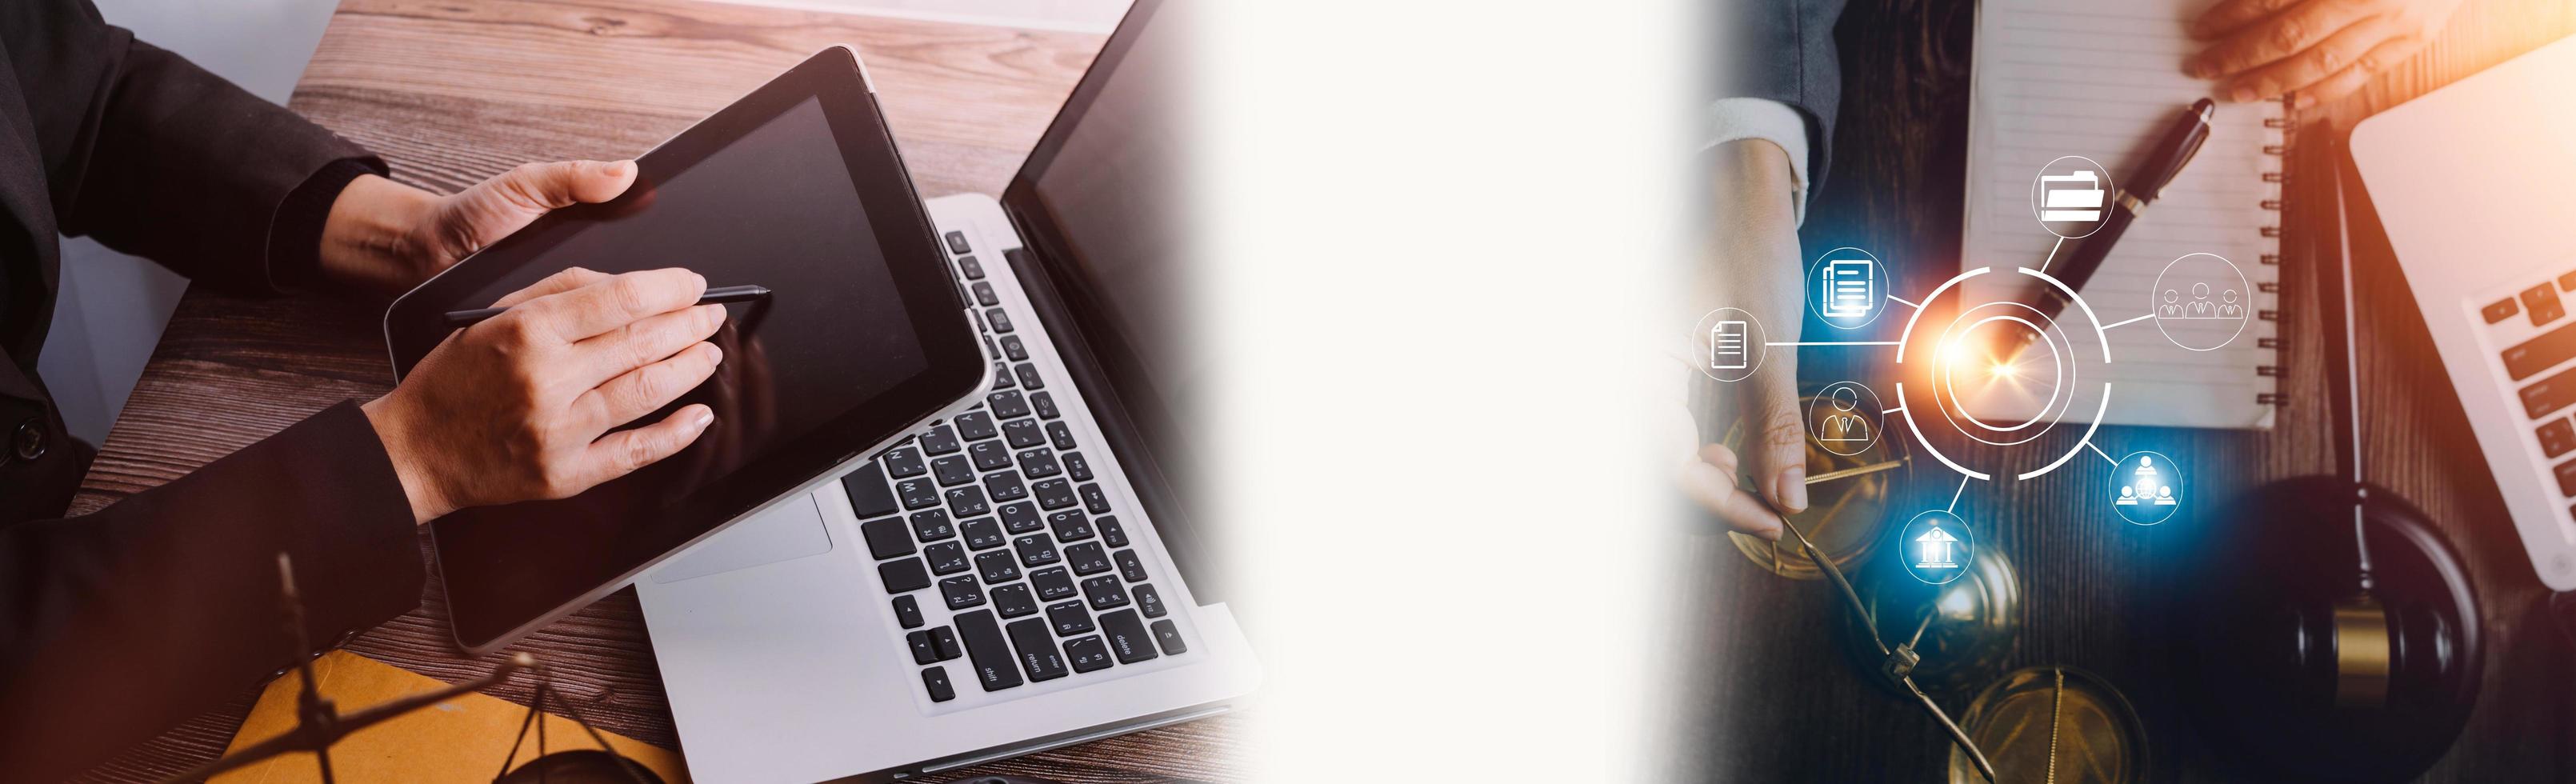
[838,230,1186,705]
[2485,266,2576,515]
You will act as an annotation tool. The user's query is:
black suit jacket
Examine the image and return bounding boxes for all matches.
[0,2,426,779]
[1722,0,1847,187]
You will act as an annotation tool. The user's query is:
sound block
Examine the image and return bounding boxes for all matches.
[2170,477,2480,782]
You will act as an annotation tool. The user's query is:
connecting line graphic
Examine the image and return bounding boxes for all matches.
[2038,236,2066,274]
[2086,441,2118,465]
[2102,313,2156,330]
[1946,474,1970,514]
[1766,341,1903,346]
[1888,294,1923,310]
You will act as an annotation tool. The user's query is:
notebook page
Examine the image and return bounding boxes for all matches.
[1962,0,2282,430]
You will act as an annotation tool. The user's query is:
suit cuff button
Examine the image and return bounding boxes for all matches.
[10,418,42,462]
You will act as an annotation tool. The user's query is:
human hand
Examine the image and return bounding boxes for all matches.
[362,267,725,523]
[2184,0,2462,109]
[1675,139,1808,541]
[318,161,639,296]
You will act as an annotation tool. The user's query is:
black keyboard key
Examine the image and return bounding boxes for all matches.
[908,629,942,664]
[1067,542,1111,575]
[1031,567,1078,602]
[1082,575,1130,610]
[1115,549,1148,582]
[1034,478,1077,510]
[969,440,1014,471]
[990,362,1014,390]
[931,626,962,659]
[932,455,974,486]
[923,542,969,575]
[992,584,1039,618]
[1018,448,1062,478]
[861,517,914,560]
[1006,618,1070,682]
[1047,600,1095,635]
[1014,363,1045,390]
[944,230,970,254]
[2557,458,2576,496]
[941,575,986,610]
[954,610,1022,691]
[986,307,1014,333]
[879,558,932,594]
[1015,533,1062,567]
[975,550,1022,584]
[1000,502,1043,534]
[1150,619,1186,654]
[842,462,899,518]
[1065,451,1093,482]
[989,390,1030,418]
[2520,366,2576,418]
[1002,418,1046,449]
[2526,283,2565,327]
[962,518,1006,550]
[1031,390,1060,420]
[956,412,998,441]
[2502,322,2576,382]
[1065,635,1114,673]
[986,470,1030,502]
[919,425,962,454]
[1101,610,1158,664]
[910,510,956,542]
[945,486,991,518]
[972,281,999,306]
[897,478,941,510]
[1049,510,1094,542]
[1135,583,1166,618]
[999,334,1027,361]
[894,595,925,628]
[882,447,927,478]
[958,255,984,280]
[2546,418,2576,458]
[1098,514,1128,546]
[1080,482,1112,514]
[2488,297,2522,324]
[1047,422,1078,450]
[922,666,956,702]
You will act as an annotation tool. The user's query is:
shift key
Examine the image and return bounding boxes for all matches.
[953,610,1023,692]
[2523,366,2576,419]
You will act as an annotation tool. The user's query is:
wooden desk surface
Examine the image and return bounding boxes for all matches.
[1674,0,2576,782]
[70,0,1241,780]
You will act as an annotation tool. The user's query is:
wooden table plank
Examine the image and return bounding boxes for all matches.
[70,0,1242,780]
[1669,0,2576,781]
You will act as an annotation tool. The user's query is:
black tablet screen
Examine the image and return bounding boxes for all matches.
[390,50,982,650]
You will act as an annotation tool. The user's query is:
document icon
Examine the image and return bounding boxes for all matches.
[1712,321,1748,370]
[1820,258,1874,320]
[2040,170,2105,222]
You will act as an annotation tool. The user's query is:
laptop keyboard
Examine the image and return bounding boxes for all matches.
[843,230,1185,705]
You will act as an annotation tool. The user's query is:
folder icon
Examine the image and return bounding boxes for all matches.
[2040,170,2104,222]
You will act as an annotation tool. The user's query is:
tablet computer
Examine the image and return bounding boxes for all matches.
[383,46,990,654]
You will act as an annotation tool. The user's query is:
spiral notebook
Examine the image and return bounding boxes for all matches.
[1962,0,2288,430]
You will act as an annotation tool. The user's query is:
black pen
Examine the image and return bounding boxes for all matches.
[442,284,772,330]
[1998,98,2215,363]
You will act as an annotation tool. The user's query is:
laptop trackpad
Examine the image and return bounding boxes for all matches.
[652,494,834,584]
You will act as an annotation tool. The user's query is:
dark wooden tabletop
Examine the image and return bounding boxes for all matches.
[1672,0,2576,782]
[69,0,1239,780]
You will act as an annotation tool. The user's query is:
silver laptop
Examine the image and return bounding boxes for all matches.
[2351,34,2576,591]
[634,2,1260,780]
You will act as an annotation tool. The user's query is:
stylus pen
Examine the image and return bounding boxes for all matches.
[1994,98,2214,365]
[441,284,773,330]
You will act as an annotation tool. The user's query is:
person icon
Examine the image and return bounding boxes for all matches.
[2155,485,2177,505]
[2219,288,2244,318]
[2162,288,2182,318]
[2186,282,2215,318]
[2116,486,2138,505]
[2135,455,2158,476]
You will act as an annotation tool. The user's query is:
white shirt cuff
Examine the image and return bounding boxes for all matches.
[1700,97,1812,226]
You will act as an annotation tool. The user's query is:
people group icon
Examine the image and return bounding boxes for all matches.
[2158,282,2245,320]
[1818,386,1869,442]
[2110,452,2183,525]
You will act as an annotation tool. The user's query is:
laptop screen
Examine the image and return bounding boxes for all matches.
[1002,0,1217,590]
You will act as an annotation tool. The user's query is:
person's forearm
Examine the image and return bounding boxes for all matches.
[1709,138,1798,230]
[318,174,442,294]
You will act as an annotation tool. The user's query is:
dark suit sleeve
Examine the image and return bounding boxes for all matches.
[1722,0,1847,187]
[0,402,426,783]
[2,0,382,294]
